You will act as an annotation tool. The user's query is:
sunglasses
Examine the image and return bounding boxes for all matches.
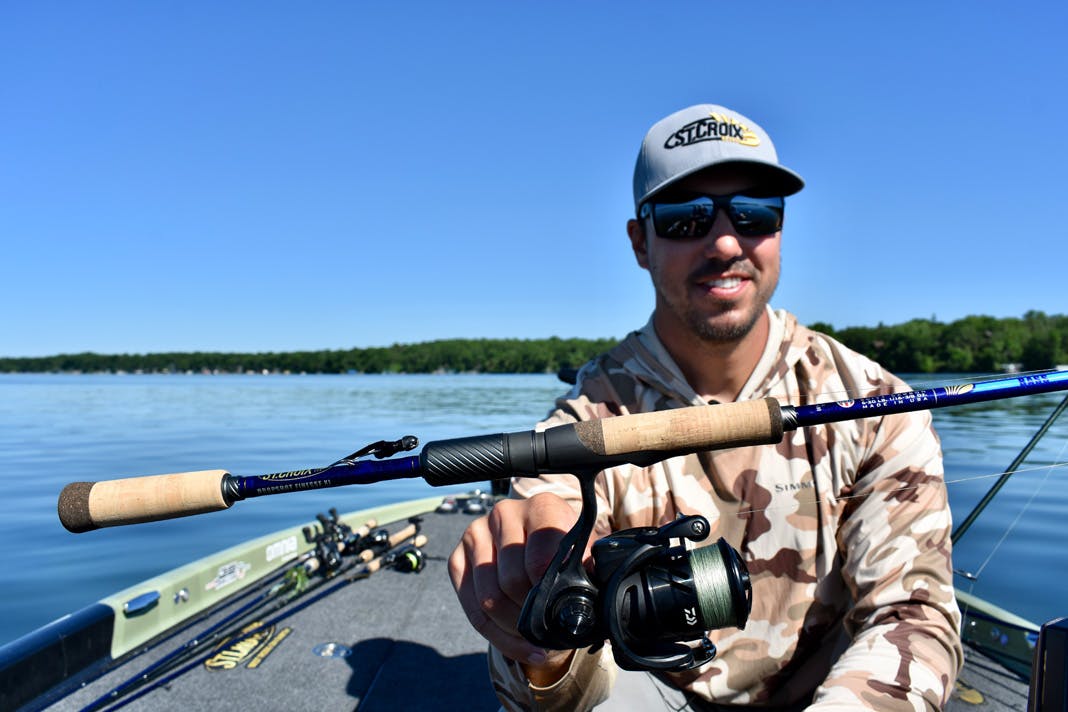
[638,194,785,239]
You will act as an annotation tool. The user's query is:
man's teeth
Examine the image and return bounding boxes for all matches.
[706,277,741,288]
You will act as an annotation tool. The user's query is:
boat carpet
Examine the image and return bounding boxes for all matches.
[948,644,1031,711]
[41,505,1032,712]
[45,508,500,712]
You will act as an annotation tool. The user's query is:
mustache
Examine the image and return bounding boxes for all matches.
[688,258,756,283]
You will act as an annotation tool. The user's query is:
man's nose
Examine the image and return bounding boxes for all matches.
[701,211,743,259]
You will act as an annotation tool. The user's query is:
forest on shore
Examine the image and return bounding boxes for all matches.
[814,310,1067,373]
[3,312,1066,375]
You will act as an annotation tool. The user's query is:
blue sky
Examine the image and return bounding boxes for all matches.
[3,3,1066,357]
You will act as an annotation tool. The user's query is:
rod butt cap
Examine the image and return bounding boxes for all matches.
[58,482,98,533]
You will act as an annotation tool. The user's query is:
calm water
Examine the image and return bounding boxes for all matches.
[1,373,1067,647]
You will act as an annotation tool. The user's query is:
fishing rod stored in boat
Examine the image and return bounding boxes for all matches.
[83,520,427,712]
[354,536,428,577]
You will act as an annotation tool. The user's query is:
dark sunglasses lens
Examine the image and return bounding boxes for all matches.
[726,196,784,236]
[653,199,717,239]
[650,196,784,239]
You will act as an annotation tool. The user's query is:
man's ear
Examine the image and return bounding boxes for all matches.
[627,218,649,270]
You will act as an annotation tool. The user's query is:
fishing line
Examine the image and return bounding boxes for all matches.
[969,437,1068,580]
[952,443,1067,623]
[721,372,1068,521]
[690,542,738,628]
[732,461,1068,518]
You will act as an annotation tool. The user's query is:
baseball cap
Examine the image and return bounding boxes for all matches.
[633,104,804,210]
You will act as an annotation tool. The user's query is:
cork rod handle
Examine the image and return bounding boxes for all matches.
[572,397,785,456]
[58,469,231,533]
[363,533,428,574]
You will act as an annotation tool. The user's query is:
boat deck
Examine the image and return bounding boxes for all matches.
[42,506,1031,712]
[46,509,498,712]
[950,650,1030,711]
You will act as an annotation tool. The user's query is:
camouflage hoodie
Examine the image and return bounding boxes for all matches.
[491,308,962,711]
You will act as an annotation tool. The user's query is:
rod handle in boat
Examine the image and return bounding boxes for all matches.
[356,522,419,563]
[362,533,428,574]
[303,521,419,575]
[57,469,231,533]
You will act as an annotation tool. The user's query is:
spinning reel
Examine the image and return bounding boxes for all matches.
[518,474,752,671]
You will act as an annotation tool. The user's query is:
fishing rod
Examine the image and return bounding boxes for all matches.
[56,368,1068,673]
[58,368,1068,533]
[85,523,426,712]
[354,534,429,578]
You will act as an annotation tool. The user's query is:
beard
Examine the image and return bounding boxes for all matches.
[680,258,777,343]
[685,299,770,342]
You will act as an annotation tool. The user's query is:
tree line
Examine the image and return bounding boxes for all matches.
[2,312,1066,375]
[811,311,1068,373]
[0,337,618,375]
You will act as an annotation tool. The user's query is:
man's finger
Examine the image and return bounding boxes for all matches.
[523,493,579,583]
[487,499,542,606]
[450,517,547,663]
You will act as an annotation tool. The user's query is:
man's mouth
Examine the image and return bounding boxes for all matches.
[690,261,757,299]
[702,277,743,289]
[695,270,752,293]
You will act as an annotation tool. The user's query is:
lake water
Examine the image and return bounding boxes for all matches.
[2,372,1067,647]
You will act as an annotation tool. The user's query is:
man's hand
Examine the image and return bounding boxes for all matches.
[448,492,583,684]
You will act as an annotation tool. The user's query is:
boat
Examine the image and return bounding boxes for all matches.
[0,487,1058,711]
[4,371,1068,711]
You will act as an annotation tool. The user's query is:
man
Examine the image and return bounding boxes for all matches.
[449,104,962,710]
